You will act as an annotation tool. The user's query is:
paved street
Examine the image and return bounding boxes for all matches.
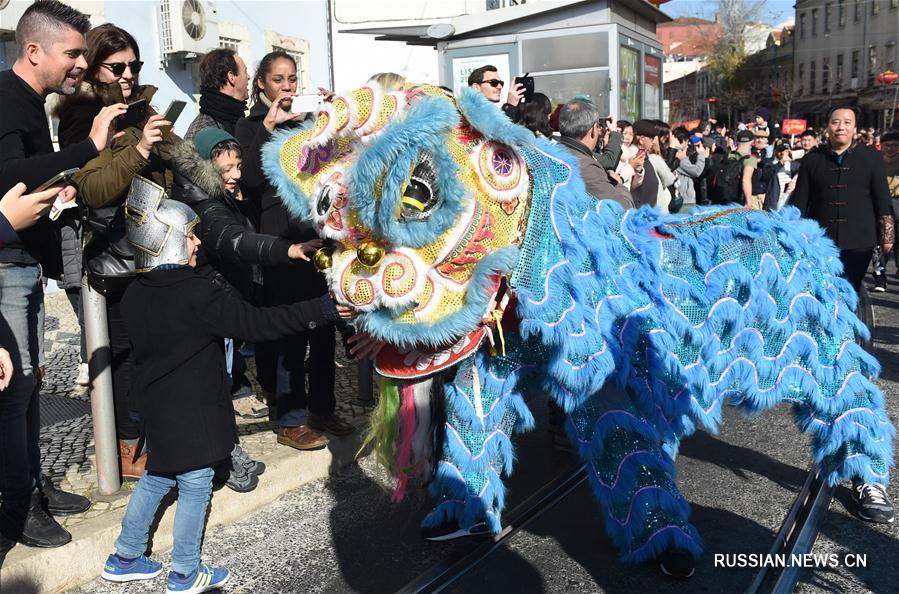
[69,264,899,594]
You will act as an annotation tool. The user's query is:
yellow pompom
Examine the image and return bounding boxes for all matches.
[313,247,334,271]
[357,242,385,268]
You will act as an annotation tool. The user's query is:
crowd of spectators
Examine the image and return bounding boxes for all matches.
[0,2,356,583]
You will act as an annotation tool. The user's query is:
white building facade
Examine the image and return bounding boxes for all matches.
[0,0,331,137]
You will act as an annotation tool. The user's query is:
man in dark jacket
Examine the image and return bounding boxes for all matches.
[556,100,634,210]
[790,106,894,524]
[467,64,525,123]
[791,107,894,290]
[0,0,127,550]
[184,48,249,140]
[593,117,624,172]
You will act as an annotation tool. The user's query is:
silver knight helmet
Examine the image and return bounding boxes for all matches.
[125,176,199,272]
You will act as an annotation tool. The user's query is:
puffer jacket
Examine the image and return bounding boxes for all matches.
[673,149,706,206]
[170,140,294,301]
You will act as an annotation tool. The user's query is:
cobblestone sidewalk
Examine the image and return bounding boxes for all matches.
[38,291,374,528]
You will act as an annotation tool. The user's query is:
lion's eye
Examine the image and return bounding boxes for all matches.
[316,185,333,216]
[399,156,440,222]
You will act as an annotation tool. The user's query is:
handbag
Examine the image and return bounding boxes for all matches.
[82,204,135,294]
[669,193,685,213]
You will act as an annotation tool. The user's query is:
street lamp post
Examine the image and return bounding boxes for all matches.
[876,71,899,128]
[707,96,717,121]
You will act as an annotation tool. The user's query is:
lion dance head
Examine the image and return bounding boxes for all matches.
[264,83,537,379]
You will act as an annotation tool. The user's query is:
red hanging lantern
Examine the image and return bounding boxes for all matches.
[708,97,717,104]
[876,71,899,85]
[771,87,783,98]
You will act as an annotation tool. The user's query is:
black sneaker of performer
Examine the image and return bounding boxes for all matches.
[873,272,887,293]
[659,549,696,579]
[421,520,491,541]
[851,480,894,523]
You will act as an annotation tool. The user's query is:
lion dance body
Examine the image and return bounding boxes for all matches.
[263,84,894,562]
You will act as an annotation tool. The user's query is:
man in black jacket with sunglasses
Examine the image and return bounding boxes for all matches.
[467,64,526,122]
[0,0,126,551]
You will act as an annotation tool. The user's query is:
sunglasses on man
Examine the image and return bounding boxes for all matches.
[479,79,504,88]
[99,60,144,77]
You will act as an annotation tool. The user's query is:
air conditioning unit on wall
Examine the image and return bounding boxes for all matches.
[158,0,219,56]
[0,0,30,35]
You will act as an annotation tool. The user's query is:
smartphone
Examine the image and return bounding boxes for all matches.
[294,94,323,113]
[159,99,187,134]
[513,73,534,103]
[32,168,79,193]
[116,98,148,132]
[162,100,187,125]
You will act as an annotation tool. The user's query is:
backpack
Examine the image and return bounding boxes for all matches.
[750,155,775,195]
[709,153,751,205]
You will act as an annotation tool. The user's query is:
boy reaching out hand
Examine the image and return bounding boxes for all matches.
[100,177,351,593]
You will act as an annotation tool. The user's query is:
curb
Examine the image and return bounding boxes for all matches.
[0,433,361,594]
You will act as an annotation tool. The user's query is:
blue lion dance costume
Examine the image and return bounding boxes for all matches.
[263,84,894,563]
[426,141,894,560]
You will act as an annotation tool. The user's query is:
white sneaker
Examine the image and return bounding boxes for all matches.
[76,363,89,387]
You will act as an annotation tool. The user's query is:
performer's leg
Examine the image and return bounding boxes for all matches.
[422,349,534,534]
[566,382,703,563]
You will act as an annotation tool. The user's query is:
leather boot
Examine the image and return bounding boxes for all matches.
[119,440,147,481]
[277,425,329,451]
[41,475,90,515]
[0,492,72,548]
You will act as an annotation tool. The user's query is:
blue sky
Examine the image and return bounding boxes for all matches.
[662,0,796,26]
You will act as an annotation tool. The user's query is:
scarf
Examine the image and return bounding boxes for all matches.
[198,87,246,134]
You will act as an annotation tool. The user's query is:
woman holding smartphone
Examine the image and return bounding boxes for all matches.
[56,23,179,482]
[235,51,355,452]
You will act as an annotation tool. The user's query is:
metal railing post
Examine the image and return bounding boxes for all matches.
[81,277,121,495]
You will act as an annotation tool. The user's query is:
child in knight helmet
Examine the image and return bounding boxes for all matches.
[99,178,351,593]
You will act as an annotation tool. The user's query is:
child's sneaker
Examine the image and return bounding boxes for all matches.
[101,553,163,582]
[166,563,230,593]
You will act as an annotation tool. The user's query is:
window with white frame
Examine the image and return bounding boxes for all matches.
[218,22,251,58]
[219,36,241,51]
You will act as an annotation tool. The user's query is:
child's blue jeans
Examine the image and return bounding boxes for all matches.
[114,466,214,575]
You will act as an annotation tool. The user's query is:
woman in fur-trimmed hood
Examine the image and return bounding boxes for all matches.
[170,128,320,302]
